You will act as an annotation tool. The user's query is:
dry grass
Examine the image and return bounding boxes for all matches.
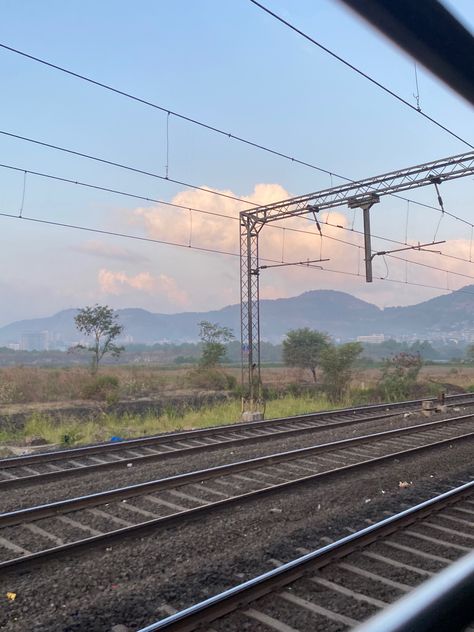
[0,364,472,406]
[0,366,184,405]
[4,394,337,447]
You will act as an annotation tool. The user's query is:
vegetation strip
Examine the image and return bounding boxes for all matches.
[137,479,474,632]
[1,429,473,570]
[0,410,404,488]
[1,392,470,468]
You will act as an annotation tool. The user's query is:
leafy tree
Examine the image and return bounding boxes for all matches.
[379,352,423,401]
[74,304,124,374]
[320,342,363,402]
[198,321,234,368]
[282,328,329,382]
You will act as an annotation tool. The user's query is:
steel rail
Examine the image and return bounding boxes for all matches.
[2,392,469,466]
[3,393,461,466]
[0,410,401,489]
[0,393,471,489]
[137,480,474,631]
[354,550,474,632]
[1,418,473,571]
[2,410,472,526]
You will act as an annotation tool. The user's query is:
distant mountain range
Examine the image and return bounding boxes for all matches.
[2,285,474,347]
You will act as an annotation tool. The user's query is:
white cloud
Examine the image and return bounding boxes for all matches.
[98,269,189,306]
[132,182,474,310]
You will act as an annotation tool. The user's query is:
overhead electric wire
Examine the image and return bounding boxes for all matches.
[2,203,474,296]
[0,42,341,180]
[249,0,473,149]
[0,130,256,207]
[0,162,241,222]
[2,160,473,274]
[1,127,473,243]
[0,43,471,225]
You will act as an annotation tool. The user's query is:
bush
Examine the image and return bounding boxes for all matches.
[81,375,120,401]
[378,352,422,401]
[349,386,380,405]
[186,368,235,390]
[320,342,363,403]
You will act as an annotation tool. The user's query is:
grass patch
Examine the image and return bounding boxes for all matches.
[7,395,338,447]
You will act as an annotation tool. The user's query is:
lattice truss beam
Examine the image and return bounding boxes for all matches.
[239,151,474,403]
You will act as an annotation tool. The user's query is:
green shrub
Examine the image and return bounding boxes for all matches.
[349,386,380,405]
[378,352,422,401]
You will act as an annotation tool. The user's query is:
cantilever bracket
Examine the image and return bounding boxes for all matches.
[307,204,322,235]
[347,194,380,283]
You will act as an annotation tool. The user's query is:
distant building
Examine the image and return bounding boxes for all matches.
[21,331,49,351]
[357,334,385,344]
[6,343,20,351]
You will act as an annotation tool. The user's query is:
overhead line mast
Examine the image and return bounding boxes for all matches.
[240,151,474,417]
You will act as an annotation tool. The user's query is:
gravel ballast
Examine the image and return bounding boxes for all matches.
[2,407,471,513]
[0,436,472,632]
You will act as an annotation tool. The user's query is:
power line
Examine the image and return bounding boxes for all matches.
[1,139,472,242]
[249,0,473,149]
[2,160,474,275]
[0,162,241,223]
[0,210,241,259]
[1,41,472,223]
[317,214,474,271]
[0,42,341,180]
[2,208,474,297]
[0,129,255,207]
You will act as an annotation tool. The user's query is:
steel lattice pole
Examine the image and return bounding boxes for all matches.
[240,214,261,410]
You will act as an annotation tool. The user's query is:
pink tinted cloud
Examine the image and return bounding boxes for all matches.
[98,269,189,306]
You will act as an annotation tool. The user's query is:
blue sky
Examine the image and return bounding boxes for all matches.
[0,0,473,326]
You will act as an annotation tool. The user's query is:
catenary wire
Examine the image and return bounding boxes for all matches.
[249,0,473,149]
[0,130,256,207]
[1,161,473,273]
[2,207,474,292]
[2,126,472,232]
[0,42,341,180]
[0,45,472,226]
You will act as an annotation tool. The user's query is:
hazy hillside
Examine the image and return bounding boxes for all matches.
[2,286,474,346]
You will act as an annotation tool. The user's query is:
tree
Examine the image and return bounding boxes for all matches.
[198,321,234,368]
[379,352,423,401]
[320,342,363,402]
[74,305,124,374]
[282,328,330,382]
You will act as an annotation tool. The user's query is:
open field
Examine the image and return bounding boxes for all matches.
[0,364,472,448]
[0,364,472,405]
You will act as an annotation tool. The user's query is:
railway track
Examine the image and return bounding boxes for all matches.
[0,393,472,489]
[1,411,473,572]
[137,479,474,632]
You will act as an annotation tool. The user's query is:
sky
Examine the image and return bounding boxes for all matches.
[0,0,473,327]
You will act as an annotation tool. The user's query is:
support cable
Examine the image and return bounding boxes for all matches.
[18,170,27,218]
[0,129,256,207]
[0,43,342,180]
[0,161,473,271]
[413,62,422,112]
[0,43,471,220]
[165,111,170,179]
[0,127,471,228]
[249,0,473,149]
[2,208,474,286]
